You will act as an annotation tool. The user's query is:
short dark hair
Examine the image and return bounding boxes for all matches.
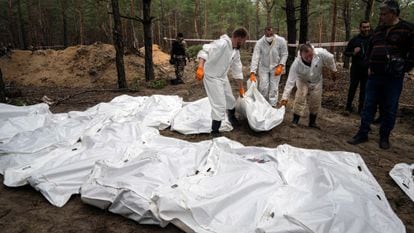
[359,20,370,27]
[299,43,313,53]
[232,27,249,38]
[177,33,184,38]
[264,26,273,32]
[380,0,400,16]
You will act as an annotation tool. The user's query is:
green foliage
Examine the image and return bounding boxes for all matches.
[146,79,167,89]
[187,45,203,58]
[131,76,140,91]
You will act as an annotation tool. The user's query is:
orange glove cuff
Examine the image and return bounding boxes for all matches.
[196,67,204,81]
[250,73,257,82]
[239,87,245,96]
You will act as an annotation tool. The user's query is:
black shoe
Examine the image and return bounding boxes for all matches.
[292,114,300,125]
[347,134,368,145]
[308,114,320,129]
[379,136,390,149]
[211,120,222,137]
[170,79,179,85]
[227,108,240,127]
[176,78,184,84]
[210,131,222,138]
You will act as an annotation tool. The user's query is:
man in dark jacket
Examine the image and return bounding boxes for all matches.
[343,21,372,114]
[348,0,414,149]
[170,33,189,85]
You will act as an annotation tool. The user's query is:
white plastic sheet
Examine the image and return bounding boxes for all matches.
[151,141,405,233]
[170,98,233,134]
[0,103,51,143]
[390,163,414,202]
[0,95,406,233]
[236,82,285,132]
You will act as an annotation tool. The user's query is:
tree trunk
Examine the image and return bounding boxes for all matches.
[255,0,261,39]
[111,0,127,89]
[330,0,337,53]
[364,0,375,21]
[203,0,208,38]
[342,0,351,68]
[159,0,166,48]
[193,0,201,39]
[299,0,309,44]
[0,69,5,103]
[143,0,155,81]
[7,0,15,46]
[58,0,68,47]
[17,0,27,49]
[76,0,85,45]
[285,0,297,67]
[261,0,275,27]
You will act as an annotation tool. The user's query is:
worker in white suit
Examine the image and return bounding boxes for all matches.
[279,43,337,128]
[249,26,288,106]
[196,27,248,137]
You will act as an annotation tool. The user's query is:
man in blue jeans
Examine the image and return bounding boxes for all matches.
[347,0,414,149]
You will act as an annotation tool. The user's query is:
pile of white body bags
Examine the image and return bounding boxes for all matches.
[0,91,407,233]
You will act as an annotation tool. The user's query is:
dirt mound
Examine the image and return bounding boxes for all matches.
[0,43,174,88]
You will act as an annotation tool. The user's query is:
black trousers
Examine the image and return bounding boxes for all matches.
[346,65,368,113]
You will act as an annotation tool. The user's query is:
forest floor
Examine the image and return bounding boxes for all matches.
[0,44,413,233]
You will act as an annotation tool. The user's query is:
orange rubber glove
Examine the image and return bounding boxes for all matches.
[274,64,284,76]
[239,87,245,97]
[195,67,204,81]
[250,72,257,82]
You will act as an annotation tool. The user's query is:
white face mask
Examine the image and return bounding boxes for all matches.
[265,36,273,43]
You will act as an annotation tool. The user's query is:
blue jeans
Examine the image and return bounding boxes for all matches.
[358,74,404,137]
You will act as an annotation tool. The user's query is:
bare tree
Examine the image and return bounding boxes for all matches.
[260,0,276,26]
[111,0,127,89]
[330,0,338,53]
[75,0,85,45]
[142,0,155,81]
[58,0,68,47]
[17,0,27,49]
[342,0,351,68]
[255,0,261,39]
[299,0,309,44]
[284,0,297,66]
[193,0,201,39]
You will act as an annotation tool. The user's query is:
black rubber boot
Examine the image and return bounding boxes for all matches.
[211,120,222,138]
[227,108,240,127]
[292,114,300,125]
[176,78,184,84]
[347,132,368,145]
[308,114,320,129]
[379,133,390,150]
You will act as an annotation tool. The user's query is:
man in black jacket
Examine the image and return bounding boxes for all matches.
[348,0,414,149]
[170,33,190,85]
[343,21,371,114]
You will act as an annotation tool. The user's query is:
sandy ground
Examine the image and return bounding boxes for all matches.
[0,45,413,233]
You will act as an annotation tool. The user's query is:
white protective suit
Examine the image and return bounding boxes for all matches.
[281,48,337,116]
[197,34,243,121]
[250,35,288,106]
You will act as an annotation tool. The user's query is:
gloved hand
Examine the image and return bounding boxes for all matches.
[250,72,257,82]
[196,67,204,81]
[239,87,245,97]
[274,64,284,76]
[278,99,288,108]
